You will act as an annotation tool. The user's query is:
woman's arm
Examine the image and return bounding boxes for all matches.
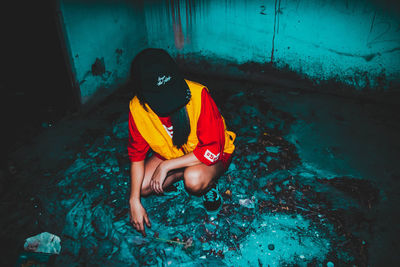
[129,161,151,236]
[150,152,201,194]
[129,160,145,202]
[164,151,201,170]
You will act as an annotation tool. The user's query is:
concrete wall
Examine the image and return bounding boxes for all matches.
[144,0,400,91]
[58,0,400,104]
[58,0,147,104]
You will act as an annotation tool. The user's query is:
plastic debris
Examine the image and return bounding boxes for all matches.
[24,232,61,254]
[239,196,255,209]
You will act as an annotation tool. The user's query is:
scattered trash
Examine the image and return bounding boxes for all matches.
[8,82,377,266]
[24,232,61,254]
[239,196,256,209]
[184,237,194,249]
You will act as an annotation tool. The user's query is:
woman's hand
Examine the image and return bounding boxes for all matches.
[150,161,169,194]
[129,200,151,237]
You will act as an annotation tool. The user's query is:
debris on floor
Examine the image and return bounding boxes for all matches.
[24,232,61,254]
[4,76,397,266]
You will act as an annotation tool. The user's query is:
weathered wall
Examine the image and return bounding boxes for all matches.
[144,0,400,91]
[58,0,147,104]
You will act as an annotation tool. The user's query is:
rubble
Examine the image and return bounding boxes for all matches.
[23,232,61,254]
[4,78,385,266]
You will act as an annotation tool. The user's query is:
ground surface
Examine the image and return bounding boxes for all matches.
[2,73,400,266]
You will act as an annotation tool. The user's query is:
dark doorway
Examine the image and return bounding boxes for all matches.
[0,1,77,163]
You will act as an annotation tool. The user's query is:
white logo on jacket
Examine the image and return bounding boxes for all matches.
[157,75,171,86]
[163,125,173,138]
[204,149,220,163]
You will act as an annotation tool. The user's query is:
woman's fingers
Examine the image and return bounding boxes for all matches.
[154,181,159,194]
[139,222,145,236]
[158,182,164,193]
[132,220,146,236]
[157,182,162,194]
[144,213,151,228]
[132,221,139,231]
[151,179,158,194]
[151,179,162,194]
[151,166,166,194]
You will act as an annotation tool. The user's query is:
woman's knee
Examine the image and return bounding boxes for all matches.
[183,168,208,194]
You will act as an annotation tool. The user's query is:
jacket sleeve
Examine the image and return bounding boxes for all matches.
[192,88,226,166]
[127,111,150,162]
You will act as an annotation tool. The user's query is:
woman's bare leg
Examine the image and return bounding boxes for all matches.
[183,162,225,196]
[141,155,226,197]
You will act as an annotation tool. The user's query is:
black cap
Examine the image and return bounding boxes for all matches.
[130,48,191,115]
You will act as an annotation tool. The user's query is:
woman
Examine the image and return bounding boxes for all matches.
[127,48,236,236]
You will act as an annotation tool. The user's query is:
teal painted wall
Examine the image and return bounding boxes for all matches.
[144,0,400,91]
[59,0,147,104]
[59,0,400,104]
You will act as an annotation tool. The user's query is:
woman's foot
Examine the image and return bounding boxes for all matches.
[202,183,223,214]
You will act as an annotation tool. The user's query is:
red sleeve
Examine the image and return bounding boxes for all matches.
[193,88,226,166]
[127,111,150,162]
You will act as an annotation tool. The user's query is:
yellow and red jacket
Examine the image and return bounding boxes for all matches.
[129,80,236,160]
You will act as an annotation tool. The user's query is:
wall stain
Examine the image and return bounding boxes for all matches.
[386,47,400,53]
[91,57,105,76]
[115,49,123,65]
[185,0,195,44]
[168,0,198,50]
[169,0,196,49]
[170,0,185,49]
[326,46,400,62]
